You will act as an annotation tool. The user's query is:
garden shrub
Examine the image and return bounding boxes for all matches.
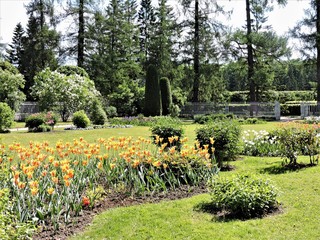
[25,113,45,131]
[105,106,117,118]
[169,104,181,118]
[160,77,172,116]
[0,102,14,133]
[144,64,161,116]
[273,123,320,165]
[0,189,35,239]
[208,174,279,218]
[194,113,235,124]
[89,99,107,125]
[196,120,241,168]
[72,110,91,128]
[151,123,184,151]
[25,112,57,132]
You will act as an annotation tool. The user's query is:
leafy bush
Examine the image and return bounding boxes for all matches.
[194,113,235,124]
[25,112,57,132]
[196,120,241,168]
[151,124,184,151]
[25,113,45,130]
[280,103,301,116]
[0,102,14,132]
[110,116,181,127]
[274,123,320,165]
[105,106,117,118]
[89,99,107,125]
[169,104,181,118]
[208,174,279,218]
[0,188,35,239]
[72,110,91,128]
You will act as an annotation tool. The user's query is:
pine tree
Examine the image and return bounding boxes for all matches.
[5,23,25,72]
[21,1,60,100]
[138,0,156,67]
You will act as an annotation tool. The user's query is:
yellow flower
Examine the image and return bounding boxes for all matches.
[153,161,161,168]
[210,137,214,145]
[47,187,55,195]
[31,187,38,196]
[97,162,103,169]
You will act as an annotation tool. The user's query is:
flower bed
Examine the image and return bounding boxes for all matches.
[0,136,217,230]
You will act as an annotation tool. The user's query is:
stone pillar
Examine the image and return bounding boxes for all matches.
[274,101,280,121]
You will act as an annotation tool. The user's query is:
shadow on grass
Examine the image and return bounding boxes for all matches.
[194,202,283,222]
[260,163,317,175]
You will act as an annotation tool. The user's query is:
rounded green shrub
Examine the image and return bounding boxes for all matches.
[72,110,90,128]
[106,106,117,118]
[151,123,184,151]
[0,102,14,132]
[196,120,241,168]
[208,174,279,218]
[89,99,107,125]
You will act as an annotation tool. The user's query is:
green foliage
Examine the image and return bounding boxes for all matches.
[144,64,161,116]
[72,110,91,128]
[25,112,57,132]
[25,113,45,130]
[160,77,172,116]
[194,113,235,124]
[273,123,320,165]
[0,61,26,111]
[151,123,184,150]
[89,98,107,125]
[110,115,181,127]
[0,102,14,132]
[208,174,279,218]
[32,68,100,121]
[169,104,181,118]
[196,120,241,168]
[0,189,35,239]
[56,65,90,78]
[105,106,118,118]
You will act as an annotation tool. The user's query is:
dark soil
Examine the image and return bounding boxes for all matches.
[32,185,208,240]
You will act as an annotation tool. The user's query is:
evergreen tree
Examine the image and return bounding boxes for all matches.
[144,64,161,116]
[160,77,172,115]
[5,23,25,72]
[138,0,156,67]
[291,0,320,107]
[21,2,60,100]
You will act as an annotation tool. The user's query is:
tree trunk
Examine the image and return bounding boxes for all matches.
[316,0,320,112]
[78,0,84,68]
[246,0,255,115]
[193,0,200,102]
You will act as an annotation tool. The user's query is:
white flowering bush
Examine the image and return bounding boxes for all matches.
[241,130,281,157]
[31,68,100,121]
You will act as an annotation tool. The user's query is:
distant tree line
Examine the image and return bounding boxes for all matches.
[3,0,320,116]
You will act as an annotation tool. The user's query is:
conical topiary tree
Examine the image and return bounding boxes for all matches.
[160,77,172,116]
[144,64,161,116]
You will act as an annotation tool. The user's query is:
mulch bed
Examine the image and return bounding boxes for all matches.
[32,185,208,240]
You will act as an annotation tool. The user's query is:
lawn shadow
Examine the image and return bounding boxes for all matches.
[260,163,317,175]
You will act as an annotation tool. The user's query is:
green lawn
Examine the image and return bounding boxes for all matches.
[70,156,320,240]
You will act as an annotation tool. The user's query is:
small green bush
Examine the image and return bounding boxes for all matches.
[196,120,241,168]
[25,113,45,130]
[160,77,172,116]
[151,124,184,151]
[105,106,117,118]
[89,99,107,125]
[72,110,91,128]
[194,113,235,124]
[169,104,181,118]
[0,102,14,132]
[208,174,279,218]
